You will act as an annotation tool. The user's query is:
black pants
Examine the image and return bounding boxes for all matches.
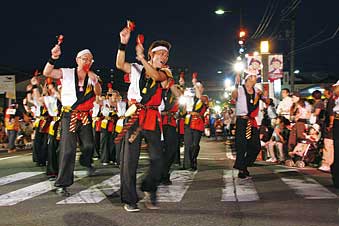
[331,118,339,188]
[34,129,48,165]
[7,130,17,150]
[233,118,261,171]
[161,125,178,181]
[120,120,162,205]
[54,112,94,188]
[100,128,116,163]
[46,134,59,176]
[183,126,202,169]
[92,128,101,158]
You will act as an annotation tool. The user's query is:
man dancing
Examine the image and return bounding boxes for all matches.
[116,26,171,211]
[182,75,209,171]
[43,42,101,196]
[232,74,263,179]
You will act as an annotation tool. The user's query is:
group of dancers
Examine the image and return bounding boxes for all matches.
[24,22,209,212]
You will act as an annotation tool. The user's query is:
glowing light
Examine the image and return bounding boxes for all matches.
[238,40,244,45]
[215,9,225,15]
[239,31,246,38]
[236,56,242,61]
[224,79,232,88]
[253,51,259,56]
[260,40,270,54]
[233,62,244,72]
[294,69,300,74]
[217,70,223,74]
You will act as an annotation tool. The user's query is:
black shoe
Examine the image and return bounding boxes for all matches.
[87,166,96,176]
[48,175,57,181]
[244,169,250,177]
[161,179,172,186]
[123,204,140,212]
[55,187,70,197]
[189,166,197,171]
[238,171,247,179]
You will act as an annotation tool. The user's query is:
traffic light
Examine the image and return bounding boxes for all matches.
[239,30,246,38]
[238,29,247,55]
[238,30,246,45]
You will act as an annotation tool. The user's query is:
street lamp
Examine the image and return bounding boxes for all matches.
[214,8,242,28]
[214,9,232,15]
[260,41,270,54]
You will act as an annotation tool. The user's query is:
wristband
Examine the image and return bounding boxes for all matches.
[48,58,57,65]
[118,43,127,51]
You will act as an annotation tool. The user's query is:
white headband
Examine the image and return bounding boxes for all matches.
[76,49,92,58]
[244,74,253,80]
[151,46,168,53]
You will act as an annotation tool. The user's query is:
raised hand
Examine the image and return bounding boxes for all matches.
[135,44,145,61]
[120,28,131,45]
[51,45,61,59]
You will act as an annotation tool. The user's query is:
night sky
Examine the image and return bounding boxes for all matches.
[0,0,338,83]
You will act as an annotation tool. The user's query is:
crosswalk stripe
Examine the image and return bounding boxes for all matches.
[0,172,43,186]
[222,170,259,202]
[0,153,32,161]
[57,173,143,204]
[0,171,87,206]
[274,168,337,199]
[156,170,197,202]
[57,174,120,204]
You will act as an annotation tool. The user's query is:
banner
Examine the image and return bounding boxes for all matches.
[268,54,283,82]
[244,55,262,82]
[0,75,16,99]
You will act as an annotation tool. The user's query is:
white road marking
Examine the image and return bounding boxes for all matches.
[57,173,143,204]
[222,170,259,202]
[0,153,32,161]
[0,171,87,206]
[0,172,43,186]
[156,170,197,202]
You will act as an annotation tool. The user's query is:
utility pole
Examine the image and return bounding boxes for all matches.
[289,13,296,92]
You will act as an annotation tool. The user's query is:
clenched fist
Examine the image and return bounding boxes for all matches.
[120,28,131,45]
[51,45,61,59]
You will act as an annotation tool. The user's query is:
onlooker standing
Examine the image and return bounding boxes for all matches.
[319,87,335,172]
[310,90,325,126]
[276,88,293,121]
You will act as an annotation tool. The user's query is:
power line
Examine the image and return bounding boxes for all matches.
[288,25,339,55]
[254,0,280,39]
[281,0,300,19]
[294,26,327,49]
[250,0,274,39]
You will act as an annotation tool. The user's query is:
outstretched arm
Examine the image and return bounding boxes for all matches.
[116,28,132,73]
[43,44,63,79]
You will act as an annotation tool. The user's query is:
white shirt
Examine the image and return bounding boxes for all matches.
[127,63,143,102]
[60,68,96,107]
[276,96,293,116]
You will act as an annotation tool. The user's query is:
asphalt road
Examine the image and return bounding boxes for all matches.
[0,138,338,226]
